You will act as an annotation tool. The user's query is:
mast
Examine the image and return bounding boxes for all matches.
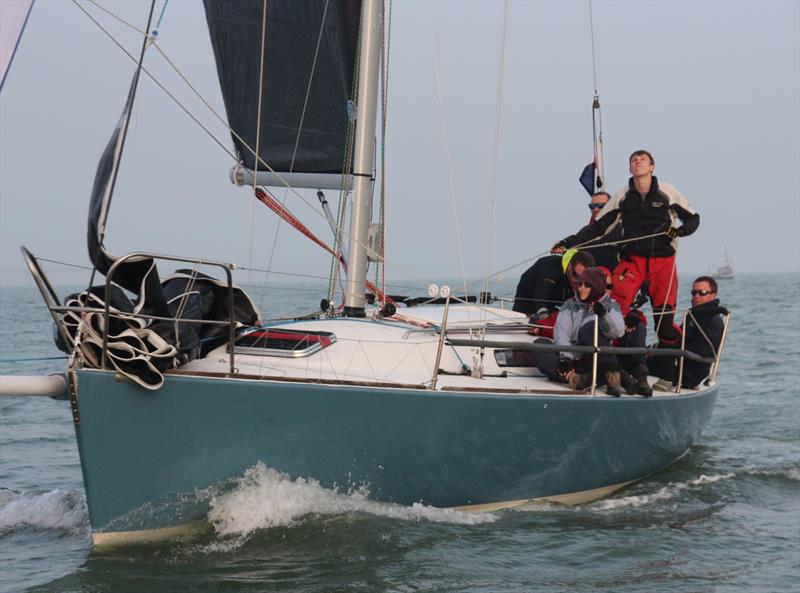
[343,0,382,317]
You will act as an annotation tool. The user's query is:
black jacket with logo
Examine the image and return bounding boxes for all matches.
[561,176,700,258]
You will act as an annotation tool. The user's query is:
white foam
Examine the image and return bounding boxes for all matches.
[589,473,736,511]
[207,462,496,540]
[0,488,88,533]
[748,465,800,481]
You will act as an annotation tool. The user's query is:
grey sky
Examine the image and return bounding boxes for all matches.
[1,0,798,296]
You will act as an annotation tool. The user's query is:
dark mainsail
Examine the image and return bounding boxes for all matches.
[204,0,362,178]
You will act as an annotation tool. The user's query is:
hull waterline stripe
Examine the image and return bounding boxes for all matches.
[89,479,637,546]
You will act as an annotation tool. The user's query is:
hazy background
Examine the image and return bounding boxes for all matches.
[1,0,798,298]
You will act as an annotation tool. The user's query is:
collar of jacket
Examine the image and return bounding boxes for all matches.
[691,298,725,316]
[627,175,660,198]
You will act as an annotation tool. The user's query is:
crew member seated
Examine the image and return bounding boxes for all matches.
[531,267,632,396]
[650,276,726,391]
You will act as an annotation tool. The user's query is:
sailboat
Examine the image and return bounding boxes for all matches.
[713,249,734,280]
[1,1,730,547]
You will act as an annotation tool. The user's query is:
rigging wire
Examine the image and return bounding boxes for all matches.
[480,0,509,325]
[152,0,169,36]
[588,0,598,95]
[71,0,440,296]
[426,5,468,301]
[260,0,332,311]
[587,0,604,190]
[377,0,393,306]
[248,0,269,286]
[79,0,328,222]
[72,1,238,163]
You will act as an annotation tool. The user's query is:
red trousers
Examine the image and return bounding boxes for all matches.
[611,254,678,315]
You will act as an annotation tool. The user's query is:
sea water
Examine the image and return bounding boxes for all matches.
[1,274,798,593]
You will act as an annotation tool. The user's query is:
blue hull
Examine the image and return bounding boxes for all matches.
[72,369,717,535]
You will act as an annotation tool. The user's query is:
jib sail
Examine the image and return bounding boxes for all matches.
[203,0,362,189]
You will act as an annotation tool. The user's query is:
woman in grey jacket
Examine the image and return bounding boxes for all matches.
[533,267,628,396]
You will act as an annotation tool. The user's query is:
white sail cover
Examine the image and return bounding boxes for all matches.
[0,0,33,90]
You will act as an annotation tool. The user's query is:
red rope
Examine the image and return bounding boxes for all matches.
[254,188,392,305]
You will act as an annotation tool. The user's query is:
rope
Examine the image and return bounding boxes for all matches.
[427,6,468,300]
[685,309,718,357]
[653,241,679,340]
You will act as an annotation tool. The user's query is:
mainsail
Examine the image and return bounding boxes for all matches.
[0,0,35,91]
[204,0,361,188]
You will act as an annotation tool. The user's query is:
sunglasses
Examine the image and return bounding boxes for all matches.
[690,289,714,296]
[588,203,605,210]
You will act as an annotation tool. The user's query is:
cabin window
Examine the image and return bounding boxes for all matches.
[494,349,538,367]
[231,328,336,358]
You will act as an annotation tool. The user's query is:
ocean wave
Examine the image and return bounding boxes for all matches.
[588,473,737,512]
[746,465,800,483]
[206,462,496,544]
[0,488,88,534]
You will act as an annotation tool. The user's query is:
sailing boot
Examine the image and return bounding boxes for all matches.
[619,370,639,395]
[635,364,653,397]
[605,370,622,397]
[568,372,590,391]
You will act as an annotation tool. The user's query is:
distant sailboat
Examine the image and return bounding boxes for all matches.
[714,249,734,280]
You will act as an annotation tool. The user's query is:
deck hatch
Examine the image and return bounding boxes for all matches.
[231,328,337,358]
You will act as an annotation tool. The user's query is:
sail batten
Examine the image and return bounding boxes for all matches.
[203,0,361,180]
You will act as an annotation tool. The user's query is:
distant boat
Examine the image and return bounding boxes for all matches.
[713,250,734,280]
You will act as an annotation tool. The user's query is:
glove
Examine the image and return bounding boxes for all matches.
[551,242,567,254]
[533,307,549,321]
[665,226,685,238]
[625,310,641,329]
[593,301,606,317]
[557,357,573,375]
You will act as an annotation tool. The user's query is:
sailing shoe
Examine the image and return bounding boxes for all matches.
[605,371,622,397]
[568,372,590,391]
[652,378,674,392]
[635,365,654,397]
[619,370,639,396]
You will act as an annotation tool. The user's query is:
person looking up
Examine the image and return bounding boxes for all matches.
[552,150,700,349]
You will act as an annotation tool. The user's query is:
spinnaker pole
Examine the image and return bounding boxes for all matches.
[343,0,382,317]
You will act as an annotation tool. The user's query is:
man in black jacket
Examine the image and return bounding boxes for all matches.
[512,250,595,318]
[552,150,700,346]
[651,276,727,390]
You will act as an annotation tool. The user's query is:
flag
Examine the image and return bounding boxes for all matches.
[579,160,596,196]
